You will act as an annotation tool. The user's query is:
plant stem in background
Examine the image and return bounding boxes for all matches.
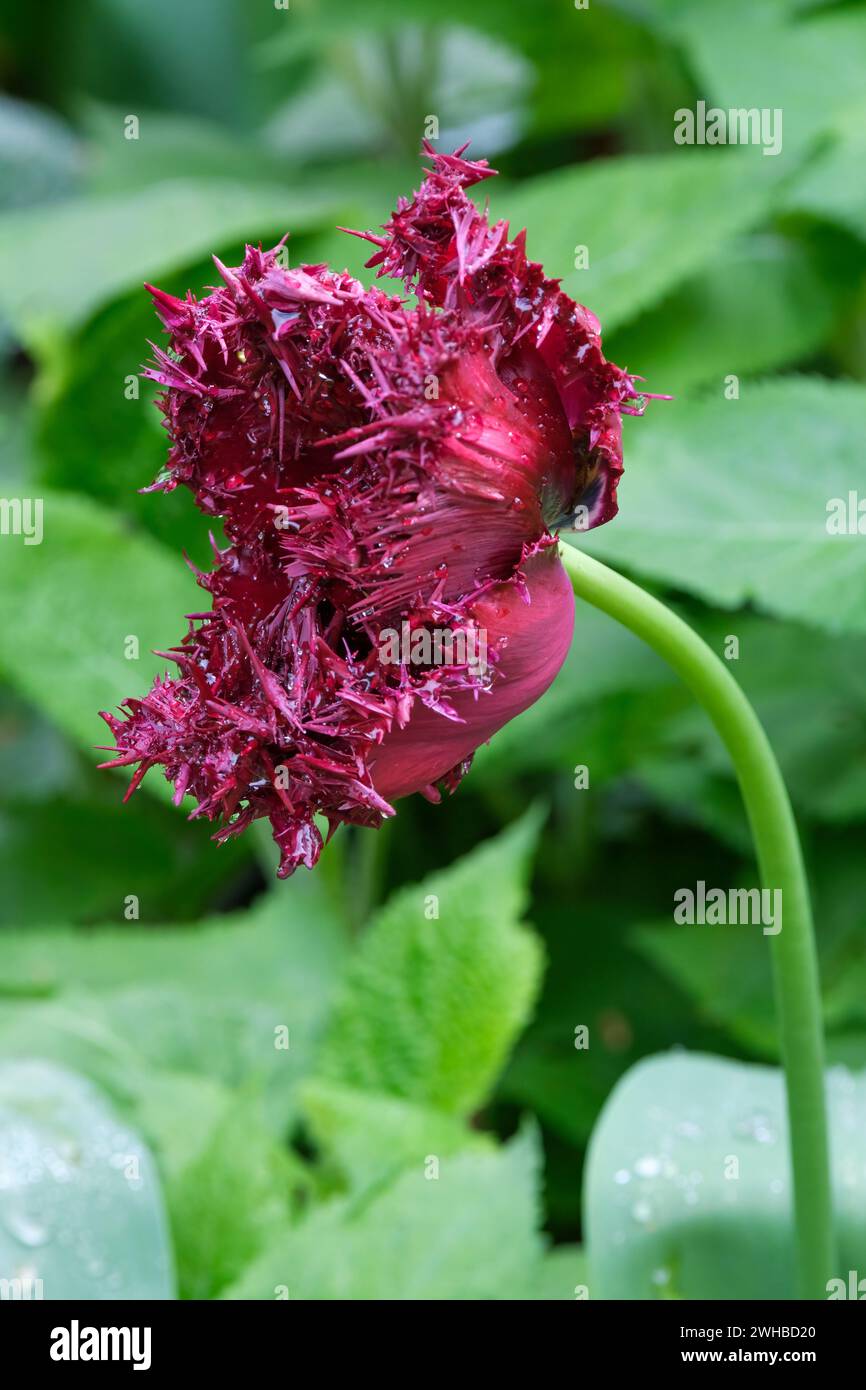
[560,543,836,1300]
[345,822,386,935]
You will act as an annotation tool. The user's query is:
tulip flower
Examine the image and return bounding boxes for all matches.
[100,144,647,876]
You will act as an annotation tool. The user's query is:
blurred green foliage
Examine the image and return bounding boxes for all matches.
[0,0,865,1299]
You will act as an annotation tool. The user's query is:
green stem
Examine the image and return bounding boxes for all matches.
[345,822,386,936]
[560,544,835,1300]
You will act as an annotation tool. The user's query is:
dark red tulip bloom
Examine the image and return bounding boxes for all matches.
[100,144,647,876]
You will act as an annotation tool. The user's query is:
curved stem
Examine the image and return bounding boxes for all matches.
[560,544,835,1300]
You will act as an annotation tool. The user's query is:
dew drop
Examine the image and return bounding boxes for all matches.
[734,1111,777,1145]
[634,1154,662,1179]
[5,1209,49,1248]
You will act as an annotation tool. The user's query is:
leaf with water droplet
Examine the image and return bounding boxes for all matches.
[0,1060,174,1300]
[585,1052,866,1299]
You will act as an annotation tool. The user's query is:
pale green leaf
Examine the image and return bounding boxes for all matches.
[0,1059,174,1300]
[586,1052,866,1299]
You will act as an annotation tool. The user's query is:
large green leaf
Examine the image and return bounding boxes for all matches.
[608,235,843,398]
[225,1124,543,1301]
[577,378,866,633]
[0,1059,174,1300]
[0,881,346,1134]
[100,1069,301,1302]
[0,490,198,768]
[316,813,544,1116]
[0,178,340,339]
[585,1052,866,1299]
[491,152,786,333]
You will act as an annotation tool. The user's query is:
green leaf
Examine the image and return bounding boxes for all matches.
[0,890,335,1301]
[17,1061,300,1304]
[0,882,347,1134]
[631,831,866,1059]
[787,124,866,243]
[585,1051,866,1299]
[498,837,723,1150]
[99,1068,302,1303]
[265,25,531,165]
[607,235,842,398]
[316,813,544,1116]
[300,1078,486,1194]
[0,179,340,339]
[225,1125,544,1301]
[0,95,81,212]
[576,378,866,633]
[490,152,786,333]
[528,1245,588,1301]
[636,610,866,829]
[0,1059,174,1300]
[0,996,147,1106]
[631,922,775,1057]
[668,2,866,162]
[82,103,292,195]
[160,1090,295,1300]
[0,795,242,927]
[0,490,198,767]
